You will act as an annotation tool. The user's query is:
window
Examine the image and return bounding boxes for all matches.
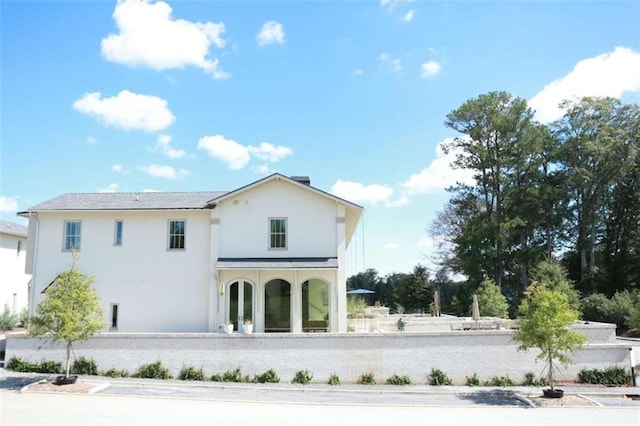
[114,220,123,246]
[17,240,22,255]
[110,304,119,330]
[168,220,185,250]
[63,221,82,251]
[269,218,287,249]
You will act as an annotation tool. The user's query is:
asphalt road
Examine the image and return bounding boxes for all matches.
[2,391,640,426]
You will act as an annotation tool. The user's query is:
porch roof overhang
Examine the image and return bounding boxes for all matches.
[215,257,338,269]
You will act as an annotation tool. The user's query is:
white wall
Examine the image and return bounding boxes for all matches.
[217,179,338,258]
[0,231,29,312]
[6,331,632,385]
[30,210,212,332]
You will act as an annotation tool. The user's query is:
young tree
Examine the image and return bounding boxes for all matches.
[29,266,104,380]
[513,286,586,394]
[475,279,509,318]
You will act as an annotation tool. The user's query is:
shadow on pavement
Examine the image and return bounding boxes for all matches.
[457,389,529,407]
[0,375,44,391]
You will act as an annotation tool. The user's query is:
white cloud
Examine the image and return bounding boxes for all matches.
[86,136,98,145]
[378,52,390,62]
[402,10,414,21]
[197,135,250,170]
[392,59,403,73]
[352,68,364,77]
[73,90,175,132]
[384,242,399,250]
[421,60,441,78]
[155,134,187,159]
[248,142,293,162]
[98,183,119,193]
[257,21,285,46]
[401,138,475,195]
[331,180,394,206]
[0,196,19,212]
[138,164,189,179]
[142,188,160,193]
[111,164,124,173]
[529,47,640,123]
[197,135,292,170]
[416,237,435,249]
[101,0,229,78]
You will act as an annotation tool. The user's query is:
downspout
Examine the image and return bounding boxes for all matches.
[28,211,40,318]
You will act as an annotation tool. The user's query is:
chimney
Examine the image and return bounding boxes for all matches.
[290,176,311,186]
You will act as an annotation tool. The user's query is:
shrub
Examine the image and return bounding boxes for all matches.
[254,369,280,383]
[522,372,547,386]
[466,373,480,387]
[0,305,19,331]
[72,356,98,375]
[358,372,376,385]
[386,374,412,385]
[135,361,172,379]
[328,374,341,386]
[578,366,631,385]
[179,366,206,381]
[6,356,38,372]
[36,360,62,373]
[581,291,638,332]
[18,307,29,328]
[291,369,313,384]
[483,375,516,387]
[103,368,130,378]
[427,368,452,386]
[211,368,248,383]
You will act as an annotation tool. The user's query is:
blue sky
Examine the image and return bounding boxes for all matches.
[2,0,639,277]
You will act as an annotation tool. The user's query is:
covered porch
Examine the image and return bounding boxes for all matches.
[210,258,344,333]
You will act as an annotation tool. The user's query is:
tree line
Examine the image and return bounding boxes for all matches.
[349,93,639,332]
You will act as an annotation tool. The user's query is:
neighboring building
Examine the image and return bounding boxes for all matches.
[0,220,30,313]
[19,174,363,333]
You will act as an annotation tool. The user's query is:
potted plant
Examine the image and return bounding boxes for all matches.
[513,284,586,398]
[223,321,234,334]
[243,318,253,334]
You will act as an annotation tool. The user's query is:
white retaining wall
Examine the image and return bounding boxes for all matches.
[5,327,632,385]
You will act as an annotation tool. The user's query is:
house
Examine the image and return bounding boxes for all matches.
[0,220,30,313]
[19,174,363,333]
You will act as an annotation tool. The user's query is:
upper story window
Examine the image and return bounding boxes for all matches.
[63,220,82,251]
[168,220,185,250]
[114,220,123,246]
[269,218,287,249]
[17,240,22,256]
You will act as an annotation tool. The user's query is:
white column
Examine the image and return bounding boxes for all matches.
[208,210,221,332]
[335,205,347,332]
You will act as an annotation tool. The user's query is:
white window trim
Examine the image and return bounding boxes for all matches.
[268,217,287,250]
[62,220,82,252]
[167,219,186,251]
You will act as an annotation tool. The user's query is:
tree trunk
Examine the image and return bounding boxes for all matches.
[65,342,72,378]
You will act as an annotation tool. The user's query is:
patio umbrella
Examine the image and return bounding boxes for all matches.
[433,290,441,317]
[346,288,375,295]
[472,294,480,323]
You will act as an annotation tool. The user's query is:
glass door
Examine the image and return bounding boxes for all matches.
[229,281,253,332]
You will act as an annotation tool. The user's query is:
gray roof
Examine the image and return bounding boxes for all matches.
[21,191,229,212]
[0,220,28,237]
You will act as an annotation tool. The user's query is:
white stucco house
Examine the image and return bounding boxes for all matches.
[19,174,363,333]
[0,220,30,313]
